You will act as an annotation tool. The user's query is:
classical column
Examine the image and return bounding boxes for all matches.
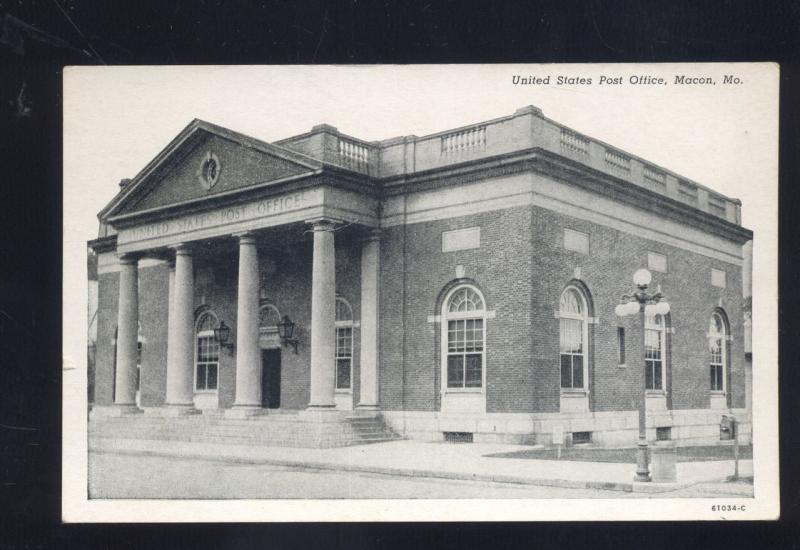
[114,254,140,407]
[357,229,381,410]
[307,219,337,410]
[165,247,195,410]
[232,232,262,409]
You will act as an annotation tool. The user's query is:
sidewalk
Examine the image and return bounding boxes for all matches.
[90,437,753,494]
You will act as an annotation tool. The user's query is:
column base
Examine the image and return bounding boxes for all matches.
[90,404,143,418]
[354,405,381,418]
[226,405,266,419]
[634,440,651,482]
[159,404,201,417]
[299,406,342,422]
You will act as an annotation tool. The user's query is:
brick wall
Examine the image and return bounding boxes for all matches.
[528,205,745,413]
[378,205,534,413]
[376,201,745,416]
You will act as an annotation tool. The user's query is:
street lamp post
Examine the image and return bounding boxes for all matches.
[615,268,670,483]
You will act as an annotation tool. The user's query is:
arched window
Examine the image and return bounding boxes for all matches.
[709,311,728,392]
[559,287,589,389]
[335,298,354,390]
[645,312,666,391]
[195,311,219,392]
[443,285,486,389]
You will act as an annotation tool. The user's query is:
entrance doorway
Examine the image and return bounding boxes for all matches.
[261,349,281,409]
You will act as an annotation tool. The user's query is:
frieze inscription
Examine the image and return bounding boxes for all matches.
[123,191,311,244]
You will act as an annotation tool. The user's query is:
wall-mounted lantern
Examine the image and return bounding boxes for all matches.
[214,320,235,352]
[276,315,299,353]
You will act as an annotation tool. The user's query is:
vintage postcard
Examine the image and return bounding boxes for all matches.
[62,63,779,521]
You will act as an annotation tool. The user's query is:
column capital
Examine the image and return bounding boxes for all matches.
[305,217,342,232]
[233,231,258,245]
[118,253,141,265]
[168,242,194,256]
[361,228,382,243]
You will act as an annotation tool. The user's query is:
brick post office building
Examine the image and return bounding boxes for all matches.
[88,105,753,448]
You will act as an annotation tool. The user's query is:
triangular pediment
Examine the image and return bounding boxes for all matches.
[103,120,322,220]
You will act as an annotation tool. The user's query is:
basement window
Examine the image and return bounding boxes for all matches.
[572,431,592,445]
[444,432,474,443]
[656,427,672,441]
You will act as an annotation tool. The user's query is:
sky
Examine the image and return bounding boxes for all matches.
[62,62,778,375]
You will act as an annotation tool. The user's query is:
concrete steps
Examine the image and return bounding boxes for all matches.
[89,409,403,449]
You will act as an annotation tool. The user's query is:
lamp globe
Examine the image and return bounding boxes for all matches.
[632,268,652,287]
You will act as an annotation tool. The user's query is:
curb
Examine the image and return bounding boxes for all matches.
[90,444,638,493]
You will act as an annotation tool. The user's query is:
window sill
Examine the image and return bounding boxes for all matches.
[443,388,484,394]
[646,390,666,397]
[710,390,727,396]
[335,389,353,394]
[194,389,218,394]
[560,389,589,396]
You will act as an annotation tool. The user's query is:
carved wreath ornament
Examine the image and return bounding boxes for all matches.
[197,151,221,190]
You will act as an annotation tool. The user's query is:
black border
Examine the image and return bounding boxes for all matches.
[1,0,799,547]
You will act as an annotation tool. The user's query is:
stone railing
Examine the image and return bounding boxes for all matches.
[288,106,741,225]
[441,126,487,155]
[560,129,590,156]
[643,165,666,187]
[677,180,698,205]
[337,138,371,175]
[707,195,727,218]
[604,149,631,173]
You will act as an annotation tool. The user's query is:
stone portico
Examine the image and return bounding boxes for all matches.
[91,119,384,425]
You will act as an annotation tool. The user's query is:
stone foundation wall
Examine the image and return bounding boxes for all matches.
[381,408,752,447]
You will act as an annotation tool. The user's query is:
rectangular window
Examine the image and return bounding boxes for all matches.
[645,327,663,390]
[656,427,672,441]
[335,326,353,390]
[617,327,626,365]
[647,251,667,273]
[711,268,726,288]
[442,227,481,252]
[560,317,584,389]
[195,335,219,391]
[572,431,592,445]
[709,336,724,391]
[444,432,474,443]
[563,228,589,254]
[446,319,484,388]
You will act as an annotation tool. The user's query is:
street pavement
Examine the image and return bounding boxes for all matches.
[89,437,754,498]
[89,452,754,500]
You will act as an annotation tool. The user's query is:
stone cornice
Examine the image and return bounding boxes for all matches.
[533,149,754,244]
[88,235,117,253]
[379,147,753,245]
[99,123,752,247]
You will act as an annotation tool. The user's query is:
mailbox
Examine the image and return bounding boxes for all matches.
[720,415,737,441]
